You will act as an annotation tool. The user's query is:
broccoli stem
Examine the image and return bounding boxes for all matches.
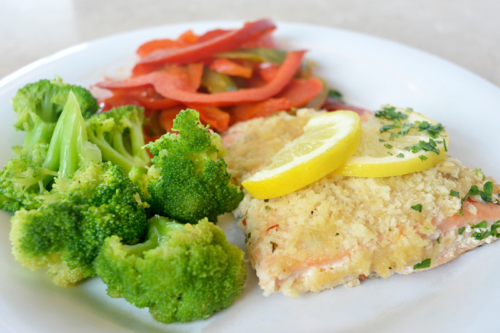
[87,131,137,174]
[24,120,56,151]
[40,93,58,123]
[127,121,150,164]
[112,132,134,161]
[122,216,184,256]
[42,91,100,179]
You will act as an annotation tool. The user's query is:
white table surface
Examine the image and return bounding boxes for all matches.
[1,0,499,87]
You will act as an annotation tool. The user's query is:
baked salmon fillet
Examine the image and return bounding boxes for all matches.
[223,109,500,298]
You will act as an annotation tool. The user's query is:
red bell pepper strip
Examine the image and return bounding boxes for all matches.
[137,30,199,57]
[98,50,305,107]
[111,86,180,110]
[209,58,253,78]
[100,90,143,111]
[258,63,280,82]
[133,19,276,75]
[97,63,204,100]
[153,50,306,106]
[230,98,292,123]
[277,77,323,107]
[197,29,230,43]
[186,104,230,132]
[241,31,278,49]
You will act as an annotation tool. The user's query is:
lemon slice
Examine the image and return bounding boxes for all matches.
[242,111,361,199]
[334,106,449,177]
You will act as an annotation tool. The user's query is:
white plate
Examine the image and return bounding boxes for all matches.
[1,21,500,333]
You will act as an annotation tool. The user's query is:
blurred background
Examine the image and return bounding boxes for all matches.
[1,0,499,86]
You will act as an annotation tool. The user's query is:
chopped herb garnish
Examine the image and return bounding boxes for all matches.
[473,230,491,241]
[450,190,460,198]
[443,139,447,152]
[375,106,409,121]
[481,181,493,203]
[458,227,465,235]
[473,221,487,229]
[413,259,431,270]
[384,144,393,149]
[398,123,414,136]
[404,139,440,155]
[327,89,344,102]
[396,153,404,158]
[389,228,392,231]
[418,139,440,155]
[411,204,423,212]
[437,237,440,244]
[247,233,251,239]
[335,233,339,236]
[380,124,396,133]
[270,241,277,253]
[265,206,271,212]
[475,168,486,181]
[491,221,500,231]
[390,132,400,140]
[387,152,393,156]
[379,138,386,142]
[419,155,428,162]
[417,121,445,139]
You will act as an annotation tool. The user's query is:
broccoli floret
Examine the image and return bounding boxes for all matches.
[95,216,246,323]
[12,76,98,150]
[86,105,150,174]
[10,162,148,286]
[1,90,101,212]
[0,143,56,212]
[146,109,243,223]
[8,89,148,286]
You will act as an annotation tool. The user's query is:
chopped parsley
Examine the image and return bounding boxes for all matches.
[472,221,487,229]
[380,124,396,133]
[458,227,465,235]
[327,89,344,102]
[335,233,339,236]
[491,221,500,231]
[384,144,393,149]
[404,139,440,155]
[419,155,428,162]
[416,121,445,139]
[436,237,440,244]
[450,190,460,198]
[247,233,251,239]
[475,168,486,181]
[413,259,431,270]
[375,106,409,121]
[411,204,423,212]
[443,139,447,152]
[399,123,414,136]
[379,138,386,142]
[472,230,491,241]
[265,206,271,212]
[491,221,500,238]
[387,152,393,156]
[390,132,400,140]
[396,153,404,158]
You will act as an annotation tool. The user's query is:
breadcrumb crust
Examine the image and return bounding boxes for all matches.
[224,109,500,298]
